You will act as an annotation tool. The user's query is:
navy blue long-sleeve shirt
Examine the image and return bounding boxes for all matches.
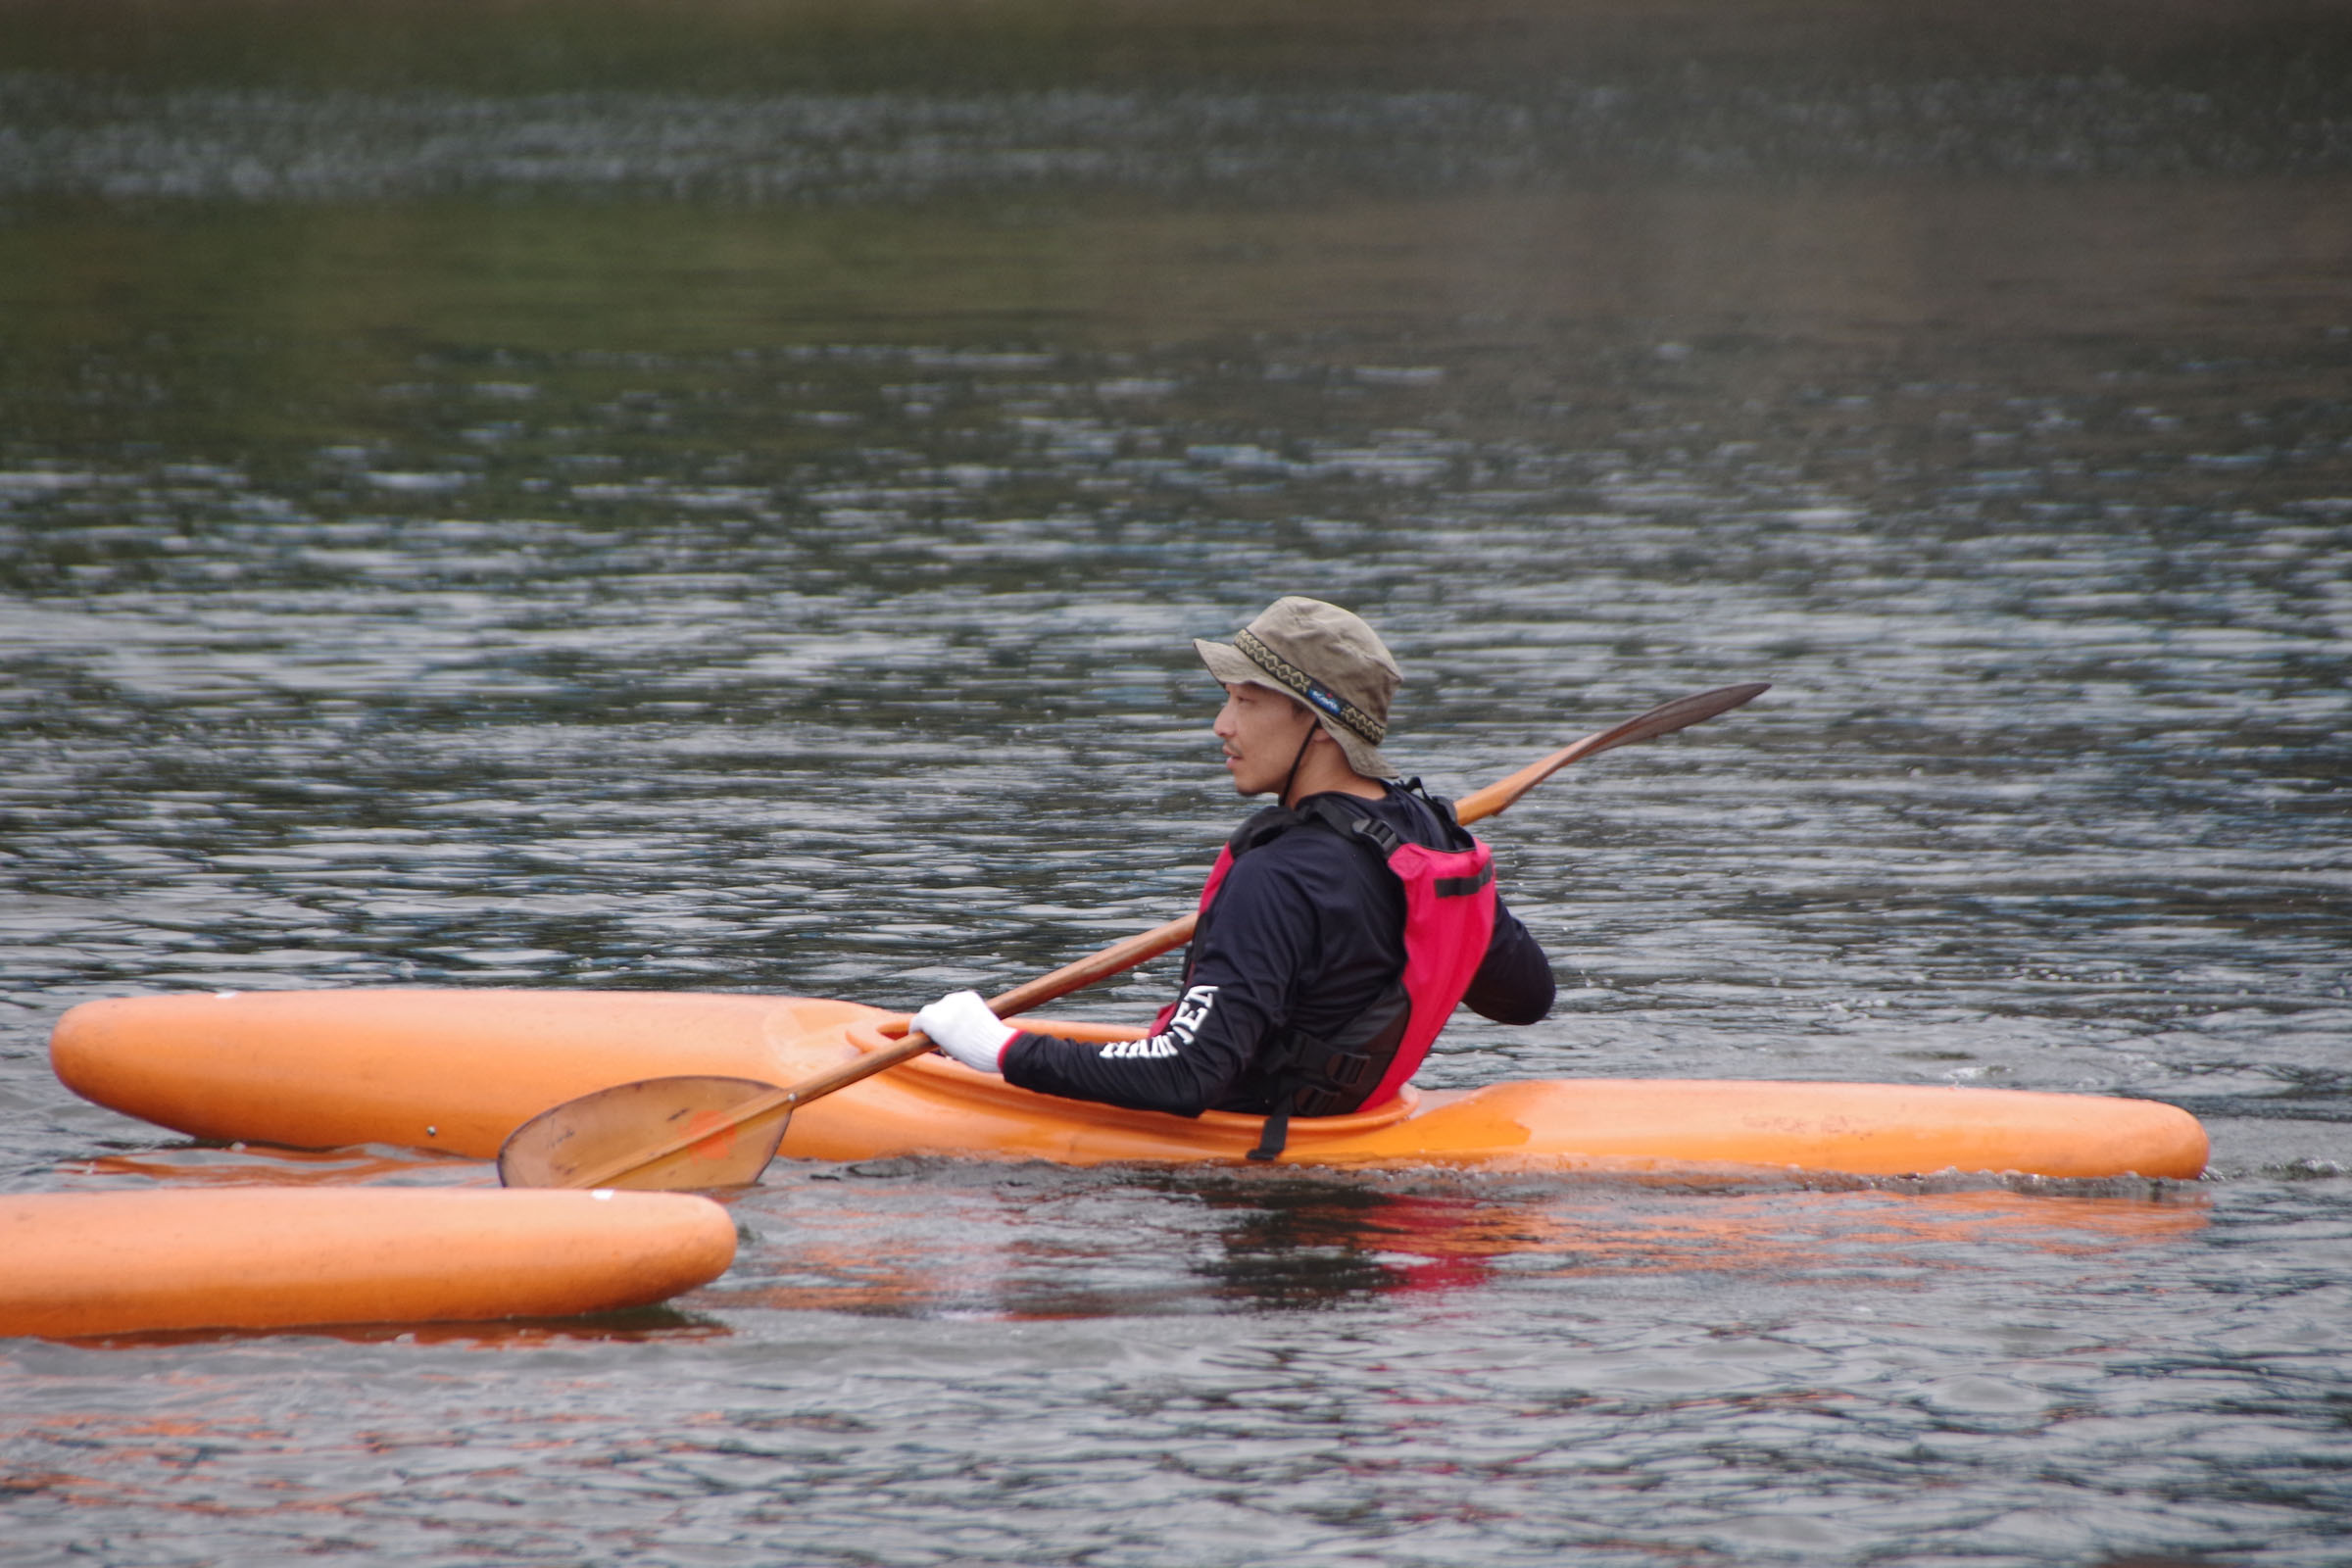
[1002,784,1553,1115]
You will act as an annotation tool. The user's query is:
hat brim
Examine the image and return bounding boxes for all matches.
[1194,638,1397,780]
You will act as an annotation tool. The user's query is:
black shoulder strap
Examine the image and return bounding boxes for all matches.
[1226,804,1301,860]
[1297,793,1404,859]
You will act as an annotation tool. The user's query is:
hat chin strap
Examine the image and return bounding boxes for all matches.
[1277,718,1322,808]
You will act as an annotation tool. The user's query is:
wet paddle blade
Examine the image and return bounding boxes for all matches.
[498,1075,788,1190]
[1454,681,1769,823]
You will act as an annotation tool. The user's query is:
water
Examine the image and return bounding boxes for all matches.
[3,3,2349,1563]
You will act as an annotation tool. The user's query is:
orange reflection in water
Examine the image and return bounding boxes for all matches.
[62,1145,481,1189]
[705,1176,2210,1319]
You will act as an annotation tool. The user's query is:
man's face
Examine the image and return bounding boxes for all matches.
[1212,681,1318,797]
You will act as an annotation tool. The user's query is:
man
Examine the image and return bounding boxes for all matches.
[913,596,1554,1156]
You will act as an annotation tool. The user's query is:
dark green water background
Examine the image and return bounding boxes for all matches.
[3,4,2349,1564]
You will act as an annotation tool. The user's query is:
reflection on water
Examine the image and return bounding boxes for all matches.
[63,1145,478,1189]
[44,1306,720,1352]
[710,1165,2213,1319]
[3,2,2349,1564]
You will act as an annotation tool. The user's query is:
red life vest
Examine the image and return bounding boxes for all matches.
[1155,790,1497,1149]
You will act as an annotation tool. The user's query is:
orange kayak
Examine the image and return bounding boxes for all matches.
[0,1187,737,1340]
[50,988,2208,1181]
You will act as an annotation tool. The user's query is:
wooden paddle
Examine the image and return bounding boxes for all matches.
[497,680,1770,1190]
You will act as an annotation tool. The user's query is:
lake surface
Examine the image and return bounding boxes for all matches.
[3,3,2348,1564]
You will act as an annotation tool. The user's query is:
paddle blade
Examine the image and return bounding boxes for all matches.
[499,1076,787,1190]
[1454,681,1769,824]
[1577,680,1772,756]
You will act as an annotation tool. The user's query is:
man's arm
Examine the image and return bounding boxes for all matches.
[1461,901,1554,1024]
[1001,854,1310,1116]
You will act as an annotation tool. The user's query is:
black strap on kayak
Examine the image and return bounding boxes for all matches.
[1248,1106,1292,1162]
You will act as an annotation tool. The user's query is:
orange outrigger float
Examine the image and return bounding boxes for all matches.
[0,1186,737,1340]
[51,988,2209,1183]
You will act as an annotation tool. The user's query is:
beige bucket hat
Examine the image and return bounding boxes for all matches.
[1195,596,1401,779]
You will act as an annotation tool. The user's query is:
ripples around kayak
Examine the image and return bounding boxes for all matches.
[3,2,2349,1563]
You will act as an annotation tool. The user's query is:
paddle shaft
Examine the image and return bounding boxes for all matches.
[537,681,1768,1189]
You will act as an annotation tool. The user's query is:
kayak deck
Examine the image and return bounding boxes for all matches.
[801,1015,2207,1180]
[49,988,2209,1182]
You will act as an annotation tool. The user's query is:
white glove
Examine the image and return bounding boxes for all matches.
[912,989,1017,1075]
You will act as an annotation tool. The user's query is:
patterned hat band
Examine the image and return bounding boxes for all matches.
[1234,628,1389,745]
